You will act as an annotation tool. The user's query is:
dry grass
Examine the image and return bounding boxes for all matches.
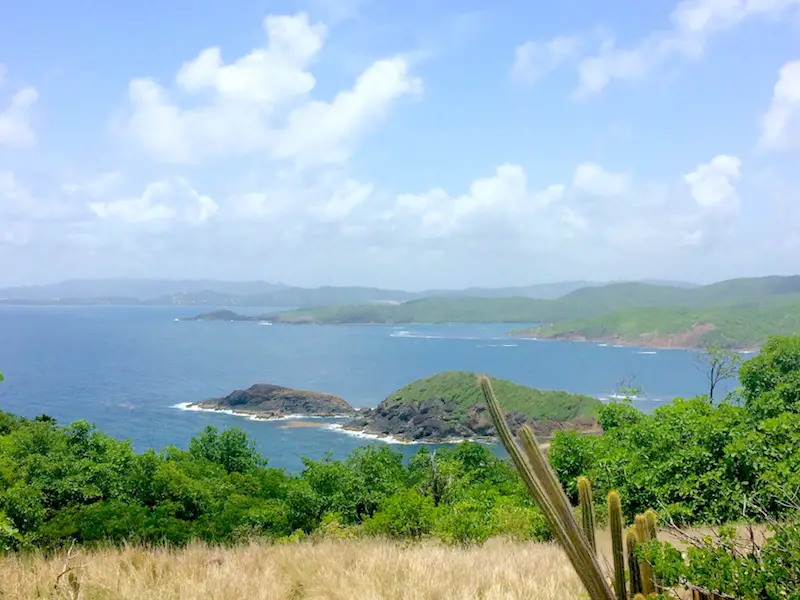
[0,538,588,600]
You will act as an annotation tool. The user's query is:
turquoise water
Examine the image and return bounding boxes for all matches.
[0,306,726,471]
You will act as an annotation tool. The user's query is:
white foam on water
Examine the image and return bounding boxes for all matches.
[637,351,657,355]
[325,424,475,446]
[171,403,349,422]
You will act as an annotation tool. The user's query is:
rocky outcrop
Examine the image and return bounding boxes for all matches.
[344,397,599,443]
[192,384,357,418]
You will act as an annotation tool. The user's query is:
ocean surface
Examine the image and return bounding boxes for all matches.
[0,305,734,471]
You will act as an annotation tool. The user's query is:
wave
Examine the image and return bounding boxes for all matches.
[477,343,519,348]
[636,351,657,355]
[325,424,478,446]
[171,402,350,422]
[389,331,479,341]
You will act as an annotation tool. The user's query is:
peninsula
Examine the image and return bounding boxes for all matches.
[342,371,602,443]
[189,384,358,419]
[512,299,800,351]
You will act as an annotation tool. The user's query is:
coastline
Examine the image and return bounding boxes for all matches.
[510,332,759,353]
[173,402,356,422]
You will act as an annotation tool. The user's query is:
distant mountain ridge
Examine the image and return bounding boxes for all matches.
[0,278,695,307]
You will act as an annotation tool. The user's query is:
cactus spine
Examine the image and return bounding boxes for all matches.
[608,491,627,600]
[627,528,643,596]
[478,375,616,600]
[578,476,597,552]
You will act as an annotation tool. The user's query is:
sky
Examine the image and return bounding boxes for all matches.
[0,0,799,290]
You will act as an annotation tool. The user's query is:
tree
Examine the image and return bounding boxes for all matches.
[694,341,742,401]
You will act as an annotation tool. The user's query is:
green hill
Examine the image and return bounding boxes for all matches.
[385,371,602,421]
[513,296,800,350]
[265,297,557,324]
[344,371,602,442]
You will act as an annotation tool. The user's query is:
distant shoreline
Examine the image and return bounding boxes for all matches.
[510,332,759,353]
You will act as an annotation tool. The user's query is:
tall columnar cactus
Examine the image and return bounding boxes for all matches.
[578,476,597,552]
[478,375,616,600]
[627,528,643,596]
[635,515,656,596]
[644,509,661,592]
[608,491,627,600]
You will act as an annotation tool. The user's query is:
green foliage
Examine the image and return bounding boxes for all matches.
[643,522,800,599]
[364,489,436,539]
[0,408,552,551]
[517,297,800,350]
[548,339,800,525]
[739,335,800,420]
[385,370,602,421]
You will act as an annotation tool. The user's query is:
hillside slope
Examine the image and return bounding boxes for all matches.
[513,297,800,349]
[345,371,601,442]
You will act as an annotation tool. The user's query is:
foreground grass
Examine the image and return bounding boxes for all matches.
[1,538,586,600]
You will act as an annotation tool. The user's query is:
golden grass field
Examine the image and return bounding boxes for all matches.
[0,526,766,599]
[1,538,588,600]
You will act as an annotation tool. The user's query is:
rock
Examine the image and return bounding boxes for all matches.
[192,383,356,418]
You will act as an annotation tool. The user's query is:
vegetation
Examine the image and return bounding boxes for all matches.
[382,370,602,421]
[179,276,800,349]
[0,538,592,600]
[263,296,557,324]
[548,341,800,525]
[515,296,800,349]
[2,334,800,598]
[0,412,554,551]
[482,342,800,599]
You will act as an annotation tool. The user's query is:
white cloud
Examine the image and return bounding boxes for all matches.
[0,83,38,147]
[511,36,582,84]
[393,164,527,237]
[574,0,800,95]
[683,154,742,210]
[89,179,218,225]
[573,163,630,196]
[61,172,125,199]
[759,59,800,151]
[114,12,421,166]
[317,180,374,221]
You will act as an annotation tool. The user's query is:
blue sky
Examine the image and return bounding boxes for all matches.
[1,0,799,289]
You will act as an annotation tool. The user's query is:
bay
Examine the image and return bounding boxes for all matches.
[0,306,727,471]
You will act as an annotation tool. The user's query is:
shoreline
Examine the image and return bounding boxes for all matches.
[173,402,357,422]
[510,333,759,353]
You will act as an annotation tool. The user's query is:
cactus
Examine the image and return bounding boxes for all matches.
[578,476,597,552]
[627,528,643,596]
[635,515,656,596]
[478,375,616,600]
[643,509,662,592]
[608,491,627,600]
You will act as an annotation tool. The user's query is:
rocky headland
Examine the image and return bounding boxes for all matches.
[342,371,602,443]
[190,384,358,419]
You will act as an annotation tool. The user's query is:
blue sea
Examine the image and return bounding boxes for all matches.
[0,306,732,471]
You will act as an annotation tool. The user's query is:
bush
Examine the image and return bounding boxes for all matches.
[363,489,436,539]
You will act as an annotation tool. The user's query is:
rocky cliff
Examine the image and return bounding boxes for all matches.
[192,384,357,418]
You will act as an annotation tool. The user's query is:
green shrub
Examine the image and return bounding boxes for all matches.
[363,489,436,539]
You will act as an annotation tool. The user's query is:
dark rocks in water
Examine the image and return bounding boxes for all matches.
[192,384,357,418]
[345,397,599,442]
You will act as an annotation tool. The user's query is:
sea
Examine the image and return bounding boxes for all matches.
[0,305,736,472]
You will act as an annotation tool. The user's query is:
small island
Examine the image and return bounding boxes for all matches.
[342,371,602,443]
[189,383,358,419]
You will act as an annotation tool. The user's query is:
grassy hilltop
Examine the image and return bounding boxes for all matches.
[384,371,601,422]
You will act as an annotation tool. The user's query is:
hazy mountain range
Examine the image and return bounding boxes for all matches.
[0,278,698,308]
